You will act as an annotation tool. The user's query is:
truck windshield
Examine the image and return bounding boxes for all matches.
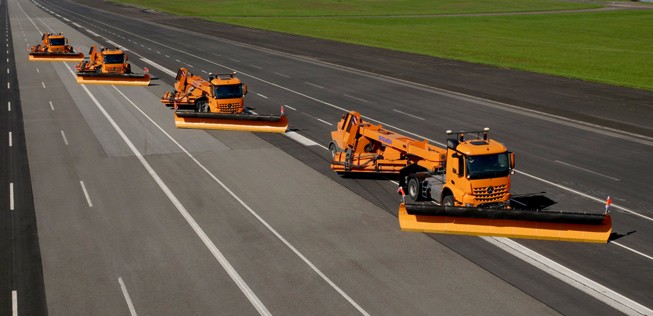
[213,84,243,99]
[103,54,124,64]
[466,153,510,179]
[49,38,65,46]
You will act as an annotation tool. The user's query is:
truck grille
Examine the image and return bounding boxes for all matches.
[473,185,508,203]
[219,103,239,114]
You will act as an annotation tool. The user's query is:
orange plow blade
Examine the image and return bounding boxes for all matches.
[29,52,84,62]
[76,73,151,86]
[398,203,612,243]
[174,111,288,133]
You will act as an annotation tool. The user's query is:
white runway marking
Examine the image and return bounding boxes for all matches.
[79,181,93,207]
[49,101,54,111]
[60,130,69,145]
[12,291,17,316]
[317,118,333,126]
[9,131,12,147]
[10,182,14,210]
[393,109,425,121]
[118,277,137,316]
[554,160,620,181]
[285,131,318,146]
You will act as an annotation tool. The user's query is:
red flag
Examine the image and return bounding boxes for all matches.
[605,196,612,213]
[143,67,149,73]
[280,105,285,116]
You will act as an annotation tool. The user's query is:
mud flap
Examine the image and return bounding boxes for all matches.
[398,203,612,243]
[174,111,289,133]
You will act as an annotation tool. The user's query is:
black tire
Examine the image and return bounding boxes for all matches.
[328,142,338,158]
[196,101,210,113]
[442,195,454,206]
[408,177,422,202]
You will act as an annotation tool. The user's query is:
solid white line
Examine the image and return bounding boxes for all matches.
[284,105,296,111]
[317,118,333,126]
[113,86,369,315]
[554,160,620,181]
[140,58,176,77]
[79,181,93,207]
[285,131,319,146]
[393,109,425,121]
[9,182,14,211]
[9,131,12,147]
[63,61,271,314]
[612,241,653,261]
[60,130,69,145]
[256,93,268,99]
[49,101,54,111]
[343,94,368,103]
[118,277,137,316]
[485,237,653,316]
[12,290,17,316]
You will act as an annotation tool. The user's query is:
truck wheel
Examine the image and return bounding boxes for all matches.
[408,178,422,202]
[442,195,454,206]
[328,142,338,158]
[197,101,209,113]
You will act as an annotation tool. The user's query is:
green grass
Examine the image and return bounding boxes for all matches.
[113,0,653,90]
[114,0,600,16]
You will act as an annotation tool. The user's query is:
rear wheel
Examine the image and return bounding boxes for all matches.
[408,178,422,202]
[442,195,454,206]
[328,142,338,158]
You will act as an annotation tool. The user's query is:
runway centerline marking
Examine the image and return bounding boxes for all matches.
[118,277,137,316]
[7,101,10,111]
[393,109,425,121]
[317,118,333,126]
[10,182,14,211]
[9,131,12,147]
[343,94,368,103]
[49,101,54,111]
[612,241,653,262]
[12,290,17,316]
[113,86,369,316]
[256,93,267,99]
[79,181,92,207]
[275,72,289,78]
[60,130,69,145]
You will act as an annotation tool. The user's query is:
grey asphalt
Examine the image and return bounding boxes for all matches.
[6,0,653,314]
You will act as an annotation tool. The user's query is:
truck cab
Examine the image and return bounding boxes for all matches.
[441,130,514,208]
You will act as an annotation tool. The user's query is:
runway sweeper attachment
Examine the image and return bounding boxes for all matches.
[329,111,612,243]
[28,33,84,62]
[75,45,150,86]
[161,67,288,133]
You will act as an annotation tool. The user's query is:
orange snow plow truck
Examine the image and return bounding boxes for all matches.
[75,45,150,86]
[329,111,612,243]
[28,33,84,62]
[161,67,288,133]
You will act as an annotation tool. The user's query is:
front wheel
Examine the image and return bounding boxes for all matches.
[408,178,422,202]
[442,195,454,206]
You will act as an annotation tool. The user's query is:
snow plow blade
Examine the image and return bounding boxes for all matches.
[398,203,612,243]
[174,111,288,133]
[76,73,151,86]
[29,52,84,62]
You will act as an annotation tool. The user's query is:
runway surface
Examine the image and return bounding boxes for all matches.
[3,0,653,314]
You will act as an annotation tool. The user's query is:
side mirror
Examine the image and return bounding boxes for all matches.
[242,84,248,95]
[125,54,129,61]
[509,152,515,169]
